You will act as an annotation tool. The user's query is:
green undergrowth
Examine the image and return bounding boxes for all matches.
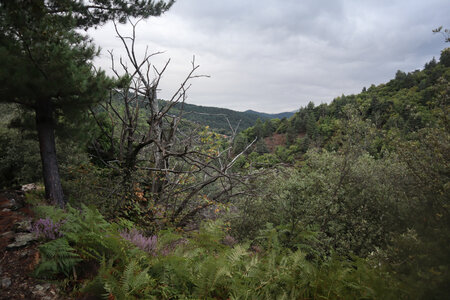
[31,204,404,300]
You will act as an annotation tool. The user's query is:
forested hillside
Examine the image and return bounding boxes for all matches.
[169,102,295,134]
[243,109,296,120]
[228,50,450,298]
[235,50,450,164]
[0,0,449,299]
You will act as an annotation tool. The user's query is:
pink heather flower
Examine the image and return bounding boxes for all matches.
[120,229,158,255]
[32,218,63,240]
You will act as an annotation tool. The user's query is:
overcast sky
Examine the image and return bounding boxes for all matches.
[88,0,449,113]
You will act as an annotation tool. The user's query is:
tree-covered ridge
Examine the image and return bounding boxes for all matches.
[243,109,296,120]
[106,96,294,135]
[236,47,450,163]
[169,102,295,134]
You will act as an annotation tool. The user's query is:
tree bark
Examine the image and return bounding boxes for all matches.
[35,100,65,207]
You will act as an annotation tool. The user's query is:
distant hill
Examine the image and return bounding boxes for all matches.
[171,102,295,134]
[110,95,294,135]
[243,110,296,120]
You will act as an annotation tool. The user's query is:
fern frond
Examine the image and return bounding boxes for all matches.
[226,245,247,265]
[35,238,81,278]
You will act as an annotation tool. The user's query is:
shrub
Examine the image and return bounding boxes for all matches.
[32,217,64,240]
[120,229,158,255]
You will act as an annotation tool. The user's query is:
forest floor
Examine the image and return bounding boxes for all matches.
[0,190,60,300]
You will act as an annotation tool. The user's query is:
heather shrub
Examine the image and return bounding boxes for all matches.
[120,229,158,255]
[32,217,64,240]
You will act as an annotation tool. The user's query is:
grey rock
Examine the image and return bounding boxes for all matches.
[6,232,37,249]
[32,283,54,298]
[2,208,11,212]
[1,277,11,288]
[15,219,32,232]
[34,283,51,291]
[21,183,37,192]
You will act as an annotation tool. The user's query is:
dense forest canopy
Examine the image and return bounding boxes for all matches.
[0,1,449,299]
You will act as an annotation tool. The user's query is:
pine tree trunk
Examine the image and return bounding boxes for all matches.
[35,101,65,207]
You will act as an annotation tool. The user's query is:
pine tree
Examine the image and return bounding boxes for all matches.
[0,0,173,207]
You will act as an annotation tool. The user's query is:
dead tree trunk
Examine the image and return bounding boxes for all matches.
[148,87,166,198]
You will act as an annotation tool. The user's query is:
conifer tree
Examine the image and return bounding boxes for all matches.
[0,0,174,207]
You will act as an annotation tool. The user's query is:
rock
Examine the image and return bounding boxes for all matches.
[1,277,12,288]
[6,233,37,249]
[32,283,53,298]
[21,183,37,192]
[2,208,11,212]
[14,219,32,232]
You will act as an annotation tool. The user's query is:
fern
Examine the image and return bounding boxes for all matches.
[33,207,403,299]
[34,238,81,278]
[191,256,229,298]
[102,259,154,300]
[227,245,247,265]
[81,257,155,300]
[62,204,126,261]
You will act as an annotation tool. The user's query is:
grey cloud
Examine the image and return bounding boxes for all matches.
[88,0,450,112]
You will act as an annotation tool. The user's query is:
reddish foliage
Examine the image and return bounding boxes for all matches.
[264,133,287,152]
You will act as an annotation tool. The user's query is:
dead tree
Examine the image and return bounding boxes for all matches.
[90,19,258,227]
